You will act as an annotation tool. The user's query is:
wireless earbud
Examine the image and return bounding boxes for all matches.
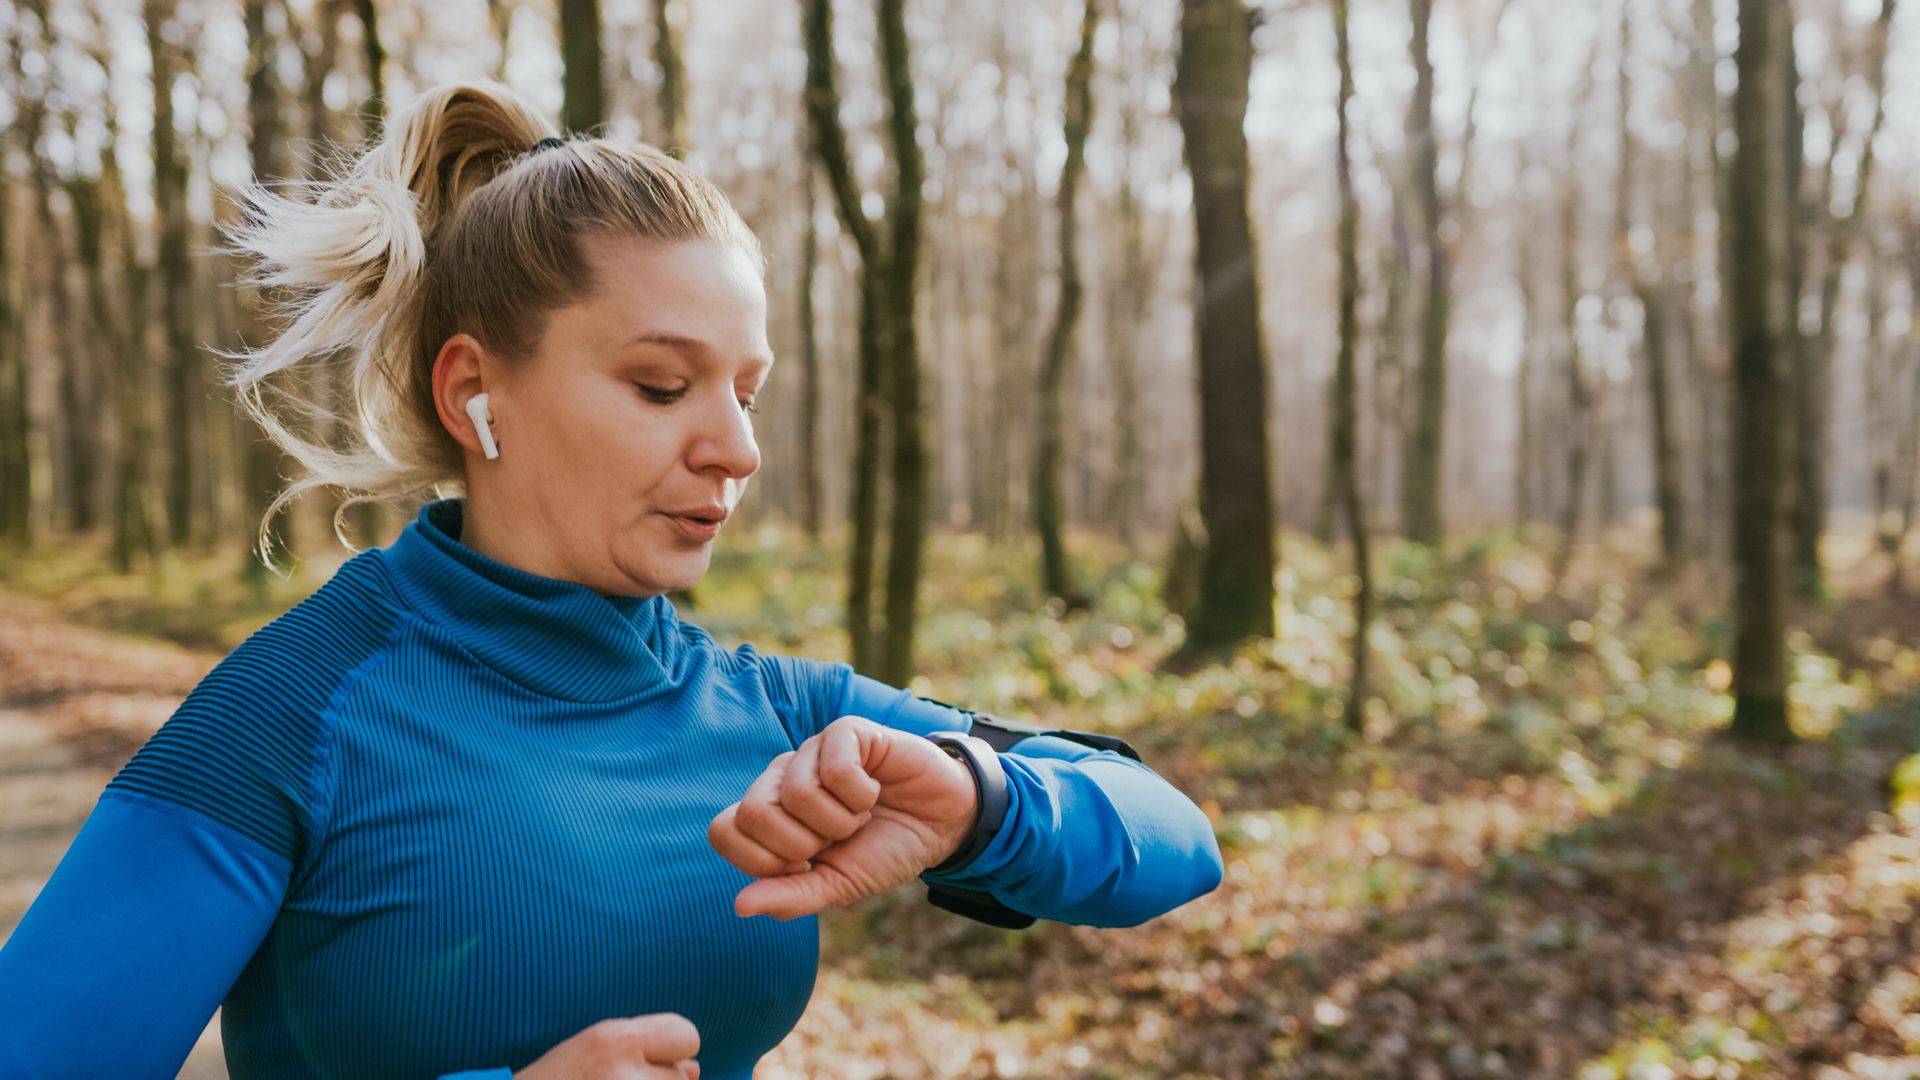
[466,393,500,460]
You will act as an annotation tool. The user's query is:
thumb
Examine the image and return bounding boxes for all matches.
[735,865,842,920]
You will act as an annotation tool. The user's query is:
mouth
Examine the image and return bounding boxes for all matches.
[662,506,730,541]
[664,506,730,526]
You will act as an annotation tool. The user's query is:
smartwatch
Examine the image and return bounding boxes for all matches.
[922,731,1010,876]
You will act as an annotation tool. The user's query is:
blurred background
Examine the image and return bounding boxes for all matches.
[4,0,1920,1076]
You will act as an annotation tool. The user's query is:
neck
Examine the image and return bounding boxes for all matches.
[460,487,552,573]
[459,488,641,600]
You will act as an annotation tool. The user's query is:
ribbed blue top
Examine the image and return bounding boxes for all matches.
[106,497,855,1077]
[1,496,1223,1079]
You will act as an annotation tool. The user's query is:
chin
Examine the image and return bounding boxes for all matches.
[629,557,710,596]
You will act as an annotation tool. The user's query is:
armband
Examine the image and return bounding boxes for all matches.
[914,699,1143,930]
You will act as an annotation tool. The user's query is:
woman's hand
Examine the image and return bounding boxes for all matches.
[709,715,980,920]
[514,1013,700,1079]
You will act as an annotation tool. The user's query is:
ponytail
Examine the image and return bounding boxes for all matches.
[220,79,762,568]
[218,83,553,565]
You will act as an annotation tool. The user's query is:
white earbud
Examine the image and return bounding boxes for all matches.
[466,392,500,460]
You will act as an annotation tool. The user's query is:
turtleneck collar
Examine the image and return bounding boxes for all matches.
[379,497,689,704]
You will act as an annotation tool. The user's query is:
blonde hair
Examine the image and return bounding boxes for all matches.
[219,81,763,567]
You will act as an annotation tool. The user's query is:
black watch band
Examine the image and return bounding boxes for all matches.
[921,732,1009,876]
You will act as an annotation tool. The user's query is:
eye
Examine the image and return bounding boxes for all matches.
[740,398,761,415]
[637,384,686,404]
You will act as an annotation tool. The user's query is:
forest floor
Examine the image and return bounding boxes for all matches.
[3,521,1919,1079]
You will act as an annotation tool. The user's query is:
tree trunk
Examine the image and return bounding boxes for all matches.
[0,25,27,547]
[1554,168,1590,584]
[1169,0,1276,662]
[353,0,385,138]
[651,0,689,156]
[797,158,823,539]
[1515,211,1539,527]
[69,9,161,573]
[875,0,927,686]
[1793,0,1897,596]
[1107,94,1147,547]
[560,0,603,133]
[1616,0,1685,572]
[1399,0,1450,546]
[29,114,96,536]
[1897,215,1920,590]
[1374,186,1412,527]
[1863,235,1901,563]
[805,0,886,670]
[803,0,927,685]
[1332,0,1371,731]
[238,0,296,585]
[148,0,206,551]
[1034,0,1099,608]
[1724,0,1793,743]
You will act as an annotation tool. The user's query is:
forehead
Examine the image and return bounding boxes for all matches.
[568,235,770,356]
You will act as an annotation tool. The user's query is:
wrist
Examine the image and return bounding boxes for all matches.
[922,732,1009,876]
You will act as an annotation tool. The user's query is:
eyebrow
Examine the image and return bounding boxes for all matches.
[627,332,774,376]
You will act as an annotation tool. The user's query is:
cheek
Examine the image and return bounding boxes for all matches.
[594,409,684,475]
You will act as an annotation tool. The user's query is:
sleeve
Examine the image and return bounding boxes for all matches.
[0,791,289,1078]
[0,607,402,1077]
[782,663,1224,930]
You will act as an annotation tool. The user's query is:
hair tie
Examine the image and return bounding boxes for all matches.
[532,136,567,155]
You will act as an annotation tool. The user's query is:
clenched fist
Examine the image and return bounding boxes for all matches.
[515,1012,700,1079]
[708,715,981,921]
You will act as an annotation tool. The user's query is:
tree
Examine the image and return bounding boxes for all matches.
[0,17,31,547]
[796,155,823,539]
[651,0,689,155]
[1105,85,1150,549]
[241,0,295,583]
[802,0,929,686]
[147,0,209,550]
[1615,0,1685,573]
[1787,0,1898,597]
[1554,44,1600,585]
[1724,0,1794,743]
[1330,0,1371,731]
[560,0,604,133]
[1399,0,1448,545]
[1169,0,1275,664]
[1034,0,1100,609]
[69,13,157,572]
[353,0,386,137]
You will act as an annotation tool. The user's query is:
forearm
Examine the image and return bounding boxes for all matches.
[919,736,1223,928]
[0,792,289,1077]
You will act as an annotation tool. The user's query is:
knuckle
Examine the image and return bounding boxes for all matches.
[579,1020,626,1055]
[735,799,774,833]
[820,757,869,792]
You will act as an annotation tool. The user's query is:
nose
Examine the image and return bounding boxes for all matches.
[687,387,761,482]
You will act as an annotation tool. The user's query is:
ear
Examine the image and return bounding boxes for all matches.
[432,333,496,458]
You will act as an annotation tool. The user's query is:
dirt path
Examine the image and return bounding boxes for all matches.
[0,587,230,1078]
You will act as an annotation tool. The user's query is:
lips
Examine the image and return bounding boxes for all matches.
[661,504,730,543]
[664,505,729,525]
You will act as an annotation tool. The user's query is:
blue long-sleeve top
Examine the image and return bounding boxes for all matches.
[0,497,1221,1079]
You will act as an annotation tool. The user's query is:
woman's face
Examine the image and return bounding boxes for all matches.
[460,236,770,598]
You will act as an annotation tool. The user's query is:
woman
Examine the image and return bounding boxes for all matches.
[0,83,1222,1079]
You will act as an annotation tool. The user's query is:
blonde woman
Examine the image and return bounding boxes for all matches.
[0,83,1222,1079]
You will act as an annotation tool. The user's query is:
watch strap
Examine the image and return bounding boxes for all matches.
[921,732,1009,876]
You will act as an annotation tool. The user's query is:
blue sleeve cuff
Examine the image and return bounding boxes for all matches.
[836,676,1222,927]
[437,1070,515,1079]
[837,673,976,738]
[919,737,1224,927]
[0,791,289,1076]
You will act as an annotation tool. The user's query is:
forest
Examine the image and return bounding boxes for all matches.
[2,0,1920,1076]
